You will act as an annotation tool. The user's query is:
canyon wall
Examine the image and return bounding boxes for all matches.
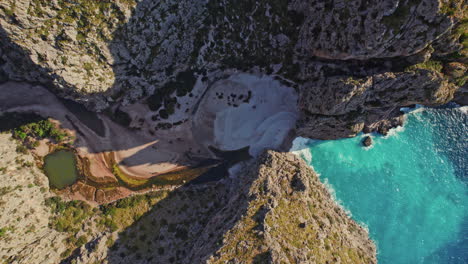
[0,0,465,139]
[0,0,466,263]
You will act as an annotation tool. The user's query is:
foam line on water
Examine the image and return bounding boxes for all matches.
[290,106,468,264]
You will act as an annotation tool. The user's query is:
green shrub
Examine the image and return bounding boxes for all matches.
[406,60,443,72]
[16,145,28,154]
[12,119,66,142]
[60,248,72,258]
[0,227,7,237]
[46,197,93,233]
[76,235,88,247]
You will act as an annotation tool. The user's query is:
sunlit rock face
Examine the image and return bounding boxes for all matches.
[193,73,298,156]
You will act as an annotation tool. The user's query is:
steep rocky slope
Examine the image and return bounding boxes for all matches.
[187,151,376,264]
[0,137,376,263]
[0,134,67,264]
[0,0,466,263]
[0,0,466,139]
[65,151,376,264]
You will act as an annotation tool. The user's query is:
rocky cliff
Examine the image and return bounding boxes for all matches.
[0,0,466,263]
[0,134,67,264]
[0,134,376,263]
[0,0,466,139]
[66,151,376,264]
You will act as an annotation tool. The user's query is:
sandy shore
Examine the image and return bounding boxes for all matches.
[0,81,214,203]
[0,73,299,203]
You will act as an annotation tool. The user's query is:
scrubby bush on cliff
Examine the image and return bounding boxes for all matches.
[12,119,67,143]
[45,197,93,233]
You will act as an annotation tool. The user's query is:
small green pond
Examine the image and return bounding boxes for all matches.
[44,150,79,189]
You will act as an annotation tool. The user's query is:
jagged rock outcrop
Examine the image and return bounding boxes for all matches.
[0,0,207,109]
[67,151,376,264]
[188,151,376,264]
[296,68,457,139]
[0,0,134,96]
[291,0,458,60]
[1,0,465,131]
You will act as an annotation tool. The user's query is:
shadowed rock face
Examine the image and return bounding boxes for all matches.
[0,0,466,263]
[291,0,455,60]
[0,0,466,139]
[66,151,376,264]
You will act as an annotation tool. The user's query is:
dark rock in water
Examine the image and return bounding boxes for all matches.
[362,136,372,147]
[378,126,388,136]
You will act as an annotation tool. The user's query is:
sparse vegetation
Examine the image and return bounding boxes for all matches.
[12,118,68,143]
[440,0,466,18]
[0,227,8,238]
[406,60,444,72]
[45,190,168,252]
[45,197,93,233]
[0,112,70,156]
[99,191,168,230]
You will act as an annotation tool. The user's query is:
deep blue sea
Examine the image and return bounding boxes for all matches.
[292,106,467,264]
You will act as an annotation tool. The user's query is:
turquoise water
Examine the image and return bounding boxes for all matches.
[292,106,467,264]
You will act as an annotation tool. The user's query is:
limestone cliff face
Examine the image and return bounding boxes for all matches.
[291,0,456,60]
[0,1,466,263]
[0,0,466,138]
[65,151,376,264]
[188,151,376,264]
[297,69,457,138]
[0,134,67,264]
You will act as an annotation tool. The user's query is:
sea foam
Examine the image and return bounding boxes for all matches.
[291,106,468,264]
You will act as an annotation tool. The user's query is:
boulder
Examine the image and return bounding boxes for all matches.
[362,136,372,147]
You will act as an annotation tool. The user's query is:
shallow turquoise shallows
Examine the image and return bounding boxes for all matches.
[292,106,467,264]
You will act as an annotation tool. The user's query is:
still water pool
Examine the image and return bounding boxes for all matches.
[44,150,78,189]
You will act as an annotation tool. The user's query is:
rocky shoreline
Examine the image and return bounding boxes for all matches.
[0,0,466,263]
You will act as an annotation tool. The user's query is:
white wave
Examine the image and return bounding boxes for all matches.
[363,144,374,151]
[399,104,424,113]
[289,137,313,164]
[320,177,373,237]
[382,125,405,139]
[456,106,468,114]
[290,139,374,240]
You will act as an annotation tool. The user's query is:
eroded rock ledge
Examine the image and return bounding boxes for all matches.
[69,151,376,264]
[187,151,376,264]
[0,0,466,140]
[0,0,466,263]
[0,132,376,263]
